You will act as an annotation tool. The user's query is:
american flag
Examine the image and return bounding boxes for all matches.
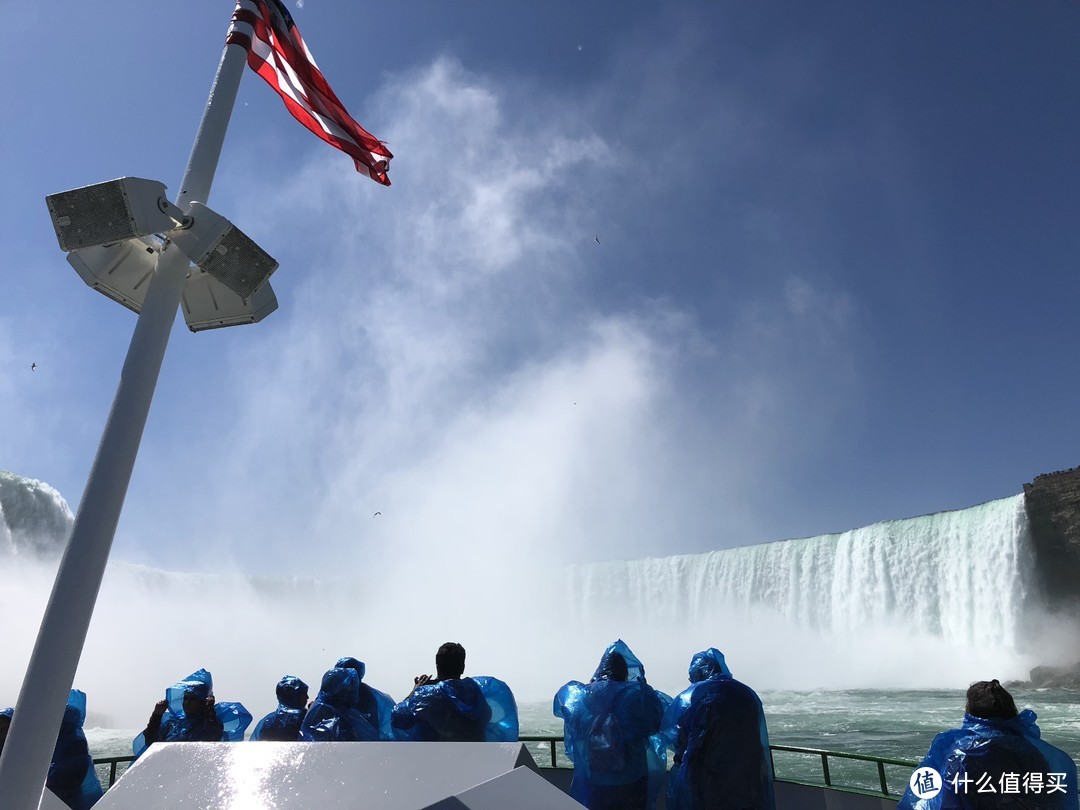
[228,0,393,185]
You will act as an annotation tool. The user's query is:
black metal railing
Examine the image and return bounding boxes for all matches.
[519,734,561,768]
[91,755,133,789]
[94,738,919,798]
[769,743,918,797]
[515,736,919,798]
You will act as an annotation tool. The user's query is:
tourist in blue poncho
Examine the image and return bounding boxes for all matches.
[250,675,309,741]
[392,642,519,743]
[553,640,670,810]
[660,648,775,810]
[133,669,252,758]
[898,680,1078,810]
[2,691,104,810]
[300,667,379,741]
[335,656,397,740]
[49,690,104,810]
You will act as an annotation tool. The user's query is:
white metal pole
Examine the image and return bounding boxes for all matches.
[0,31,250,810]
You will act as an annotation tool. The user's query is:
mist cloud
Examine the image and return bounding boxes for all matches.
[106,52,864,581]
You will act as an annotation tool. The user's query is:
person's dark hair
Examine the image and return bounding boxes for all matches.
[965,679,1018,719]
[596,651,629,682]
[436,642,467,680]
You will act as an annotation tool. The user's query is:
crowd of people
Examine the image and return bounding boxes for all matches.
[132,643,517,751]
[2,640,1077,810]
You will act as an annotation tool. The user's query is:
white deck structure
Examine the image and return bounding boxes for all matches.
[56,741,901,810]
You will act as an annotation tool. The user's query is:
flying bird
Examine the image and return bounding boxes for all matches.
[594,235,600,244]
[30,363,37,371]
[373,512,382,517]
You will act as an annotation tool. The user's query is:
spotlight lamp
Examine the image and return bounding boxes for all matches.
[181,271,278,332]
[169,202,279,300]
[66,237,162,314]
[46,180,279,329]
[45,177,184,252]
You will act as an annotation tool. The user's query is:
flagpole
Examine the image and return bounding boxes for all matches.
[0,26,250,810]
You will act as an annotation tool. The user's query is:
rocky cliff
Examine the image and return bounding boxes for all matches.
[1023,466,1080,611]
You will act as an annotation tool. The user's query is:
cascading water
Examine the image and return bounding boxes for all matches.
[567,495,1042,690]
[0,471,73,558]
[0,469,1059,723]
[570,495,1030,649]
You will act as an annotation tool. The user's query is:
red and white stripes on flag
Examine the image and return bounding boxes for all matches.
[227,0,393,185]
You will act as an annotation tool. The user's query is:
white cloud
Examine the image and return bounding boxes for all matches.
[101,52,865,579]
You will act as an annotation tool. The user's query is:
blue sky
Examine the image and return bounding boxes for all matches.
[2,0,1079,576]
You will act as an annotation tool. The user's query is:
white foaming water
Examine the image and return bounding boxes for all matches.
[0,471,73,558]
[1,471,1071,729]
[568,495,1056,691]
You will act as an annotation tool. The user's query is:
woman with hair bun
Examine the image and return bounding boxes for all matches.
[898,679,1077,810]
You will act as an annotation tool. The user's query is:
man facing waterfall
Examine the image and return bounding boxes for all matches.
[660,648,776,810]
[553,640,670,810]
[392,642,519,742]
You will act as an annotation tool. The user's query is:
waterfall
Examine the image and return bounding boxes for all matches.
[0,471,73,558]
[0,469,1051,712]
[568,495,1037,688]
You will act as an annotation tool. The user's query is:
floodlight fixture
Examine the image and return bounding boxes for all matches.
[66,235,279,330]
[45,177,184,252]
[66,237,162,313]
[182,271,278,332]
[169,201,278,300]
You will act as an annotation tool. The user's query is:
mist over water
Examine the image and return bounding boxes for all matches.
[1,472,1075,731]
[0,470,575,727]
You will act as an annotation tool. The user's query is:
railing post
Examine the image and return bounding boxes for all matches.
[821,752,831,786]
[878,761,888,795]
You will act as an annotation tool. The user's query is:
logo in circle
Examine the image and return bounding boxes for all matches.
[910,767,943,799]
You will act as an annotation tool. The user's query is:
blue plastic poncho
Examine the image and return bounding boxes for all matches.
[897,710,1079,810]
[391,673,517,743]
[553,640,670,810]
[687,648,731,683]
[46,690,103,810]
[472,676,519,742]
[133,669,252,757]
[300,668,379,742]
[660,650,774,810]
[335,657,397,741]
[250,675,308,742]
